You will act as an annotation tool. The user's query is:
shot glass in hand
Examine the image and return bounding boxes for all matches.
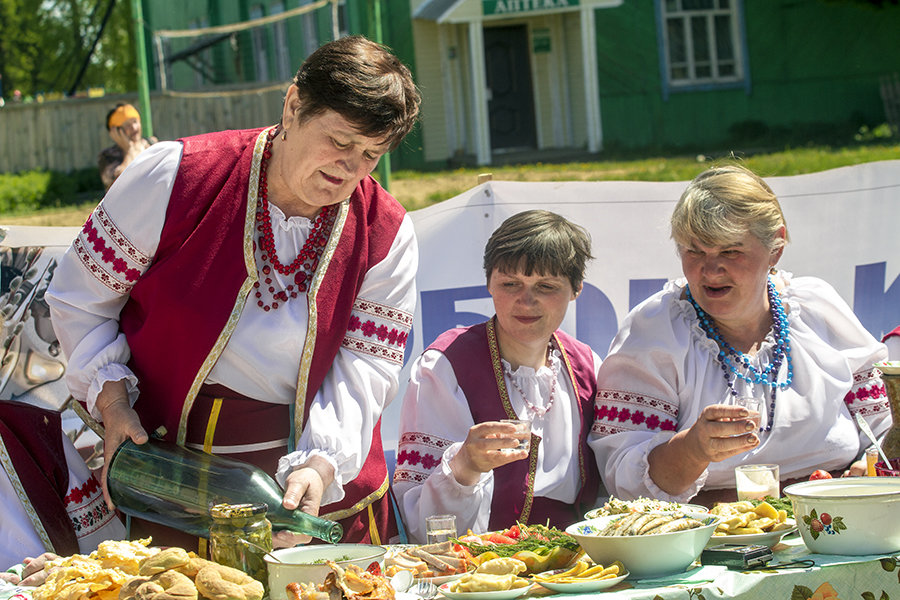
[499,419,531,453]
[736,397,762,431]
[425,514,457,544]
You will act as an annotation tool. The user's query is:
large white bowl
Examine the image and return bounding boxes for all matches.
[565,510,720,579]
[784,477,900,555]
[265,544,387,600]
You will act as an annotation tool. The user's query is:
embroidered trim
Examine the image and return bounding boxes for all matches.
[295,199,349,443]
[395,431,454,478]
[177,128,272,446]
[844,367,889,417]
[342,299,412,365]
[487,317,519,420]
[75,214,145,293]
[519,433,540,524]
[65,476,117,539]
[593,389,679,435]
[94,205,151,267]
[0,434,55,552]
[73,236,134,295]
[321,472,389,522]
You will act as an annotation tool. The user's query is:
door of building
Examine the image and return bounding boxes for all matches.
[484,25,537,151]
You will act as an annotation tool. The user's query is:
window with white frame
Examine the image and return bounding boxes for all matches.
[662,0,744,87]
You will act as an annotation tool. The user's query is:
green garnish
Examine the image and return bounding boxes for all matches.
[455,523,580,556]
[751,496,794,518]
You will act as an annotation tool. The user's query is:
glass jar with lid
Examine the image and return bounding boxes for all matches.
[209,502,272,586]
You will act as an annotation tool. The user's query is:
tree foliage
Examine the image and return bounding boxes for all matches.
[0,0,136,100]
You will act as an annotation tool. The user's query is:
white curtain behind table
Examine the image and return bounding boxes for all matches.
[383,159,900,455]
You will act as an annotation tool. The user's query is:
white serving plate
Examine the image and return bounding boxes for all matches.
[438,582,534,600]
[532,568,628,593]
[706,518,797,548]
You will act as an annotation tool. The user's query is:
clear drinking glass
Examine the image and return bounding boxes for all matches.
[499,419,532,453]
[735,464,780,501]
[107,439,343,543]
[425,514,457,544]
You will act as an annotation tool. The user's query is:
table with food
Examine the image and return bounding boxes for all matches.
[4,478,899,600]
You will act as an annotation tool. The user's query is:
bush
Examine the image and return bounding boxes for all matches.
[0,168,104,214]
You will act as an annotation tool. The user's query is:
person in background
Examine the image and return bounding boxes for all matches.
[591,164,890,506]
[883,326,900,361]
[97,102,157,190]
[46,35,420,550]
[393,210,602,542]
[0,400,126,571]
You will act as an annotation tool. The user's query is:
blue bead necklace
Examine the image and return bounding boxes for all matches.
[685,276,793,432]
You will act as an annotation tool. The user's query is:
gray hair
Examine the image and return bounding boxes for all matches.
[671,164,789,251]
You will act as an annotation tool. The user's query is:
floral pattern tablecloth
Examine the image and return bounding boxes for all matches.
[527,536,900,600]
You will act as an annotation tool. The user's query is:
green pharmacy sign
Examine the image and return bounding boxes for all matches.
[483,0,580,16]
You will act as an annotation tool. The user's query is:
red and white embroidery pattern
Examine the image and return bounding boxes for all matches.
[592,389,679,437]
[393,431,454,484]
[844,367,889,418]
[74,207,150,294]
[65,474,117,539]
[342,298,412,366]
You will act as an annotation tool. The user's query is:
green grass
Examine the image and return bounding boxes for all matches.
[2,141,898,226]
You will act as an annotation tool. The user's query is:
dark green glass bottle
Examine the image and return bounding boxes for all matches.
[107,439,343,543]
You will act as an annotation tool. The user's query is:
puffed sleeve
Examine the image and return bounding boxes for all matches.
[589,287,709,502]
[276,214,418,504]
[45,142,182,418]
[786,276,890,449]
[392,349,494,542]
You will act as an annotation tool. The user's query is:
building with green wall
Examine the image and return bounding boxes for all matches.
[140,0,900,170]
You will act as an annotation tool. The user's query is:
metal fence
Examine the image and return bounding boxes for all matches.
[0,83,288,174]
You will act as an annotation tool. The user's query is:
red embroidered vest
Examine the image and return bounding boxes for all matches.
[0,400,79,556]
[119,127,406,516]
[429,321,602,530]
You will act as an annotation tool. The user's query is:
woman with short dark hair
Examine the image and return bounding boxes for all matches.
[393,210,603,541]
[47,36,421,548]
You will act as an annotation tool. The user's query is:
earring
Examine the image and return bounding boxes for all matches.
[281,129,287,141]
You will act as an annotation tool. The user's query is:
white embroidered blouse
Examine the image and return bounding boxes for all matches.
[45,140,418,504]
[393,345,602,542]
[589,272,890,502]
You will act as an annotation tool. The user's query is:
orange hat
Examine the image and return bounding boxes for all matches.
[107,104,141,129]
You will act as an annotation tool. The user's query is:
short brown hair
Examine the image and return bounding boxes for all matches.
[484,210,593,291]
[293,35,420,150]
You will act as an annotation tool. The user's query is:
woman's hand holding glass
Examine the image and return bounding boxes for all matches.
[685,404,760,463]
[450,421,530,486]
[276,455,335,547]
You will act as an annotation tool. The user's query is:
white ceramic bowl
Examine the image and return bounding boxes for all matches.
[784,477,900,555]
[565,511,720,579]
[265,544,387,600]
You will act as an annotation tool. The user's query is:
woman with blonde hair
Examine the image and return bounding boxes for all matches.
[591,164,890,505]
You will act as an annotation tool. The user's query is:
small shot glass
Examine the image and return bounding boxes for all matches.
[499,419,532,453]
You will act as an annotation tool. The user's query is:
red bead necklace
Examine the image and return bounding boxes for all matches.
[253,127,337,311]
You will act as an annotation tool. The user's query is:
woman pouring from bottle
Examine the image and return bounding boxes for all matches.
[46,36,421,549]
[393,210,603,542]
[590,164,890,506]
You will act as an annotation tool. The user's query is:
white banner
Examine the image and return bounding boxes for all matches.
[3,161,899,453]
[382,160,900,449]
